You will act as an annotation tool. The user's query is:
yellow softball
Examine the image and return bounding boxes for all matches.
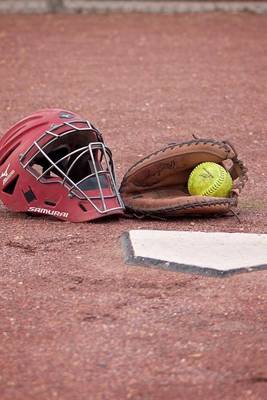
[188,162,233,197]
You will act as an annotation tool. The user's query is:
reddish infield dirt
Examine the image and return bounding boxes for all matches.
[0,12,267,400]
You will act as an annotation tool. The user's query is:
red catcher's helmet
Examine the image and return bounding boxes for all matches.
[0,109,125,222]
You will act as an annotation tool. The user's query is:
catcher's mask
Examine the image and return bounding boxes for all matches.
[0,109,124,222]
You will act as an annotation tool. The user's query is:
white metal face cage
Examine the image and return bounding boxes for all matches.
[19,120,124,214]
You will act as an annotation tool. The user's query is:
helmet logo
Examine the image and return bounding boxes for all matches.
[59,111,75,119]
[28,206,69,219]
[0,163,15,185]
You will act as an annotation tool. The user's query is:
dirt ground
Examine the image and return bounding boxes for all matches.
[0,12,267,400]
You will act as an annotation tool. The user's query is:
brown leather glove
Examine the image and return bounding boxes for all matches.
[119,138,248,218]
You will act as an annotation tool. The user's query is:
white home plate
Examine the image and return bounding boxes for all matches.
[122,230,267,277]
